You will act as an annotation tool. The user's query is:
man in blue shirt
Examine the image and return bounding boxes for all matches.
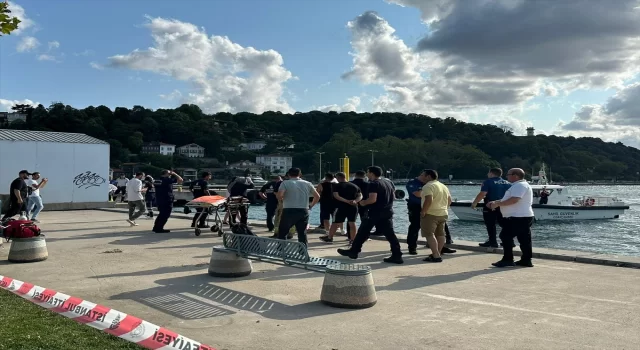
[152,169,183,233]
[471,168,511,247]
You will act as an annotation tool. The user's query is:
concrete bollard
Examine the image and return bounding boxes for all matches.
[320,263,377,309]
[8,235,49,263]
[208,246,252,278]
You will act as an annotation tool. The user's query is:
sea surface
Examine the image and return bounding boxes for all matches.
[246,185,640,257]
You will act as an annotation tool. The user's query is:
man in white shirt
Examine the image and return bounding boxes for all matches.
[126,172,147,226]
[487,168,535,268]
[115,175,129,202]
[26,172,48,223]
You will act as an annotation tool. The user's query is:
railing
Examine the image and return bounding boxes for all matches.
[573,196,626,207]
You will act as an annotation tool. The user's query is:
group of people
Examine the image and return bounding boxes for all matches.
[2,170,47,223]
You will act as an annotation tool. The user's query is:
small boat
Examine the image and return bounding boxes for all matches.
[450,164,630,221]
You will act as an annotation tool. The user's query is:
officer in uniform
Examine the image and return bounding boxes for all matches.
[152,170,183,233]
[190,172,215,228]
[406,172,427,254]
[472,168,512,247]
[259,175,283,232]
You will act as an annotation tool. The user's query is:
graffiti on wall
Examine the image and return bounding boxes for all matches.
[73,171,106,189]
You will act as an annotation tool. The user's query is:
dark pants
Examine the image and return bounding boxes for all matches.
[114,186,127,202]
[499,217,534,262]
[351,211,402,257]
[407,202,421,250]
[482,207,504,244]
[539,196,548,205]
[2,199,26,220]
[230,205,248,225]
[277,208,310,245]
[145,192,156,211]
[153,200,173,231]
[192,207,208,227]
[265,202,277,231]
[346,207,367,237]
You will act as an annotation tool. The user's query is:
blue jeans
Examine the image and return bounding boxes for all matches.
[27,195,44,219]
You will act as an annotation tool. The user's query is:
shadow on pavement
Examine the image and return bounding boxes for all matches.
[110,274,354,321]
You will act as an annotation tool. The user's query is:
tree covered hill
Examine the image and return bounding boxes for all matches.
[6,103,640,181]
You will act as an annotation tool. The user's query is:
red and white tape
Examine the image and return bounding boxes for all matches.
[0,275,216,350]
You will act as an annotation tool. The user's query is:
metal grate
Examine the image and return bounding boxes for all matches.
[326,263,372,276]
[139,294,234,319]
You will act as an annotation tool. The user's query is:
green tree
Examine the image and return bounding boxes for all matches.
[0,1,20,36]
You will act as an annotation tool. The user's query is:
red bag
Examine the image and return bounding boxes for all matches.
[2,219,41,240]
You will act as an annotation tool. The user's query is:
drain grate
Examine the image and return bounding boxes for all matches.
[140,294,235,319]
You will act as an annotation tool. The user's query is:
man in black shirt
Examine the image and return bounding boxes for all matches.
[316,173,336,232]
[3,170,30,221]
[320,172,362,243]
[338,166,403,264]
[152,169,183,233]
[259,175,282,232]
[346,170,369,237]
[228,175,254,224]
[144,175,156,218]
[190,172,214,228]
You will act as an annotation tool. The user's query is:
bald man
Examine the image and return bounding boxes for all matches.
[487,168,535,268]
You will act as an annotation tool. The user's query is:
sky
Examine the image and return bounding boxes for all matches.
[1,0,640,149]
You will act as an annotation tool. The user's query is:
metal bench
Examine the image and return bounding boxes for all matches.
[220,233,342,272]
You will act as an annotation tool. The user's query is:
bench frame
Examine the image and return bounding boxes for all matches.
[221,233,343,273]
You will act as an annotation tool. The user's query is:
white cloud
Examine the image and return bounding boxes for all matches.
[16,36,39,52]
[0,98,38,112]
[89,62,104,70]
[74,49,94,57]
[37,54,56,62]
[557,83,640,148]
[159,89,182,101]
[48,41,60,50]
[6,1,35,35]
[105,16,294,114]
[314,96,361,113]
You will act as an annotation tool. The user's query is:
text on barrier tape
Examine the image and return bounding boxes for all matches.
[0,275,216,350]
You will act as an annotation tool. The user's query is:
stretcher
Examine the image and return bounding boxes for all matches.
[184,195,250,237]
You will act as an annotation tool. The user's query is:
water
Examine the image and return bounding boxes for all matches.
[245,185,640,257]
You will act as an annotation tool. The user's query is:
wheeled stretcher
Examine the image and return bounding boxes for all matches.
[184,195,250,236]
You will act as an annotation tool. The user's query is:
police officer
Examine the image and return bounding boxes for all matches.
[259,175,282,232]
[471,168,511,247]
[152,169,183,233]
[190,172,215,228]
[406,171,428,254]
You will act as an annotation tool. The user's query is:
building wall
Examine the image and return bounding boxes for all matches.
[177,145,205,158]
[160,144,175,156]
[0,140,110,204]
[256,155,292,172]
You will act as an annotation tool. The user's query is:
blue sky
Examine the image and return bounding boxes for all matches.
[1,0,639,147]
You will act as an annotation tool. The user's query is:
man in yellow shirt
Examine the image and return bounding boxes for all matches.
[420,169,452,263]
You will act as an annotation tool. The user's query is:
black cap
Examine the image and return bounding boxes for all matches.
[19,170,31,175]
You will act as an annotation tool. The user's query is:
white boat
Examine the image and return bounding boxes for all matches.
[251,176,268,187]
[450,164,630,221]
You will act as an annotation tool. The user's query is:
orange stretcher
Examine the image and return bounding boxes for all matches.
[184,195,250,237]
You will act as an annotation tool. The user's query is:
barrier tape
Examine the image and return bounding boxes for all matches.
[0,275,216,350]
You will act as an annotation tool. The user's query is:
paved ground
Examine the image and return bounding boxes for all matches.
[2,210,640,350]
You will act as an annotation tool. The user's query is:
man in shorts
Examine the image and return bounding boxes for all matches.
[420,169,452,263]
[320,172,362,244]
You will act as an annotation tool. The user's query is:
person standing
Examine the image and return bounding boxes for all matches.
[346,170,369,238]
[114,174,129,202]
[320,172,362,243]
[25,172,48,223]
[472,168,512,248]
[316,173,336,233]
[126,172,147,226]
[144,175,156,218]
[338,166,403,264]
[276,168,320,246]
[228,175,255,224]
[488,168,535,268]
[190,172,214,228]
[420,170,452,263]
[406,172,427,254]
[259,175,282,232]
[152,170,183,233]
[2,170,30,221]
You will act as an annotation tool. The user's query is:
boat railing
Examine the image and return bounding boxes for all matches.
[573,196,626,207]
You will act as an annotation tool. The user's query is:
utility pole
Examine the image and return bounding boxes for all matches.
[316,151,325,181]
[368,149,378,166]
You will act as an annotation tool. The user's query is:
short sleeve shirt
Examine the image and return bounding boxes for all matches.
[126,178,144,201]
[406,178,424,205]
[155,177,177,201]
[366,178,395,216]
[499,180,534,217]
[421,180,450,216]
[481,177,512,203]
[334,182,361,208]
[278,178,315,209]
[10,178,27,200]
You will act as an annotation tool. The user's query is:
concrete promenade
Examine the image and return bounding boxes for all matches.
[1,210,640,350]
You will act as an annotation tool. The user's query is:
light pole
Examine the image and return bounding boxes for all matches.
[368,149,378,166]
[317,152,325,181]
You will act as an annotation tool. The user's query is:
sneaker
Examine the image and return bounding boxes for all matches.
[319,235,333,243]
[515,260,534,267]
[337,248,358,259]
[491,260,516,268]
[126,219,136,227]
[383,256,404,264]
[479,241,499,248]
[441,247,457,254]
[423,255,443,263]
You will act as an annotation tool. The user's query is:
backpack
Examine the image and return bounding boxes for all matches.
[230,223,256,236]
[1,219,41,241]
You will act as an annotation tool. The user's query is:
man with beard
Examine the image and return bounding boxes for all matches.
[2,170,30,220]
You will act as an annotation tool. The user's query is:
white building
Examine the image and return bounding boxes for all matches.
[239,141,266,151]
[177,143,205,158]
[0,130,111,211]
[256,154,293,173]
[159,143,175,156]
